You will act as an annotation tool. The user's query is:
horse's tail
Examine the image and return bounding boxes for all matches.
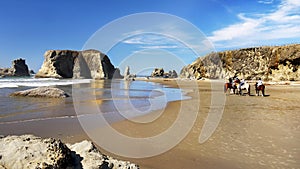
[224,83,227,93]
[262,85,265,96]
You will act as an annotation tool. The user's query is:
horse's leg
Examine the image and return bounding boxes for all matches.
[262,89,265,97]
[248,86,250,96]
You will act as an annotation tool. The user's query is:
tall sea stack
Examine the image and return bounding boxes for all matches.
[35,49,121,79]
[0,58,30,77]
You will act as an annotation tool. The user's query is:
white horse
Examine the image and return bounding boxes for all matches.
[237,81,250,95]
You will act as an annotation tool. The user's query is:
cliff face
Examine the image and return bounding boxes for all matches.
[35,50,121,79]
[180,44,300,81]
[0,58,30,77]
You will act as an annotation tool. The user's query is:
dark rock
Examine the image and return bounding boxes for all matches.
[29,70,35,74]
[151,68,164,77]
[12,58,30,76]
[168,70,178,78]
[0,58,30,77]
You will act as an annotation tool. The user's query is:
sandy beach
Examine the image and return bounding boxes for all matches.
[1,79,300,169]
[105,79,300,169]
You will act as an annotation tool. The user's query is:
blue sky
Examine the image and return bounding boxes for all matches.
[0,0,299,74]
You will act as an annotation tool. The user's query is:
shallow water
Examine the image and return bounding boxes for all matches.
[0,77,187,124]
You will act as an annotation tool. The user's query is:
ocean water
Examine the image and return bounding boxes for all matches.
[0,77,187,124]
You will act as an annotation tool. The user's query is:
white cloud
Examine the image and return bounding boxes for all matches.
[122,34,182,50]
[258,0,274,4]
[122,23,215,56]
[208,0,300,49]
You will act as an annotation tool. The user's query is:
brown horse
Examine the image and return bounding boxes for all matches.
[255,83,265,96]
[224,83,237,94]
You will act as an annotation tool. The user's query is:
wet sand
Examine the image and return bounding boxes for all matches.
[1,79,300,169]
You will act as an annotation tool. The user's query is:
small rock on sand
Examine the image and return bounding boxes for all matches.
[10,87,70,98]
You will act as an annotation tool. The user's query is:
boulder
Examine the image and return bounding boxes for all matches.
[35,49,122,79]
[0,58,30,77]
[67,140,139,169]
[151,68,164,77]
[0,135,74,168]
[0,135,139,169]
[10,87,70,98]
[180,44,300,81]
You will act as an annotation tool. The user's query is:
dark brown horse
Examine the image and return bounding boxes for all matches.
[224,83,237,94]
[255,83,265,96]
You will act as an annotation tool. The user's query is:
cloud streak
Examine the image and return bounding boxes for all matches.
[258,0,274,4]
[208,0,300,49]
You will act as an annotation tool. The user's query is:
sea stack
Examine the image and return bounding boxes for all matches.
[35,49,122,79]
[0,58,30,77]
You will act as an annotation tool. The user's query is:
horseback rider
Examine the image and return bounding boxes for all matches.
[240,79,245,86]
[234,77,240,87]
[239,78,245,90]
[257,77,263,87]
[229,77,233,84]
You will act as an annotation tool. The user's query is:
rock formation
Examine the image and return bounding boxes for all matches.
[151,68,164,77]
[168,70,178,78]
[0,58,30,77]
[29,70,35,74]
[123,66,136,80]
[35,49,122,79]
[10,87,70,98]
[124,66,130,78]
[180,44,300,81]
[0,135,139,169]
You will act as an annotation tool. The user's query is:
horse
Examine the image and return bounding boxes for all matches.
[224,83,237,94]
[255,83,265,97]
[237,81,250,95]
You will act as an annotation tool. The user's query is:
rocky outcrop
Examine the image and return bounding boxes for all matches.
[10,87,70,98]
[167,70,178,78]
[0,135,74,168]
[0,58,30,77]
[67,140,139,169]
[123,66,136,80]
[151,68,164,77]
[0,135,139,169]
[180,44,300,81]
[35,49,122,79]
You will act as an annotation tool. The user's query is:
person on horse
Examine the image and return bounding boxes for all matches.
[234,76,240,86]
[229,77,233,84]
[257,77,263,87]
[238,78,245,90]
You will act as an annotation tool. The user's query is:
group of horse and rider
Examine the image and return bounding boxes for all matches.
[224,76,265,96]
